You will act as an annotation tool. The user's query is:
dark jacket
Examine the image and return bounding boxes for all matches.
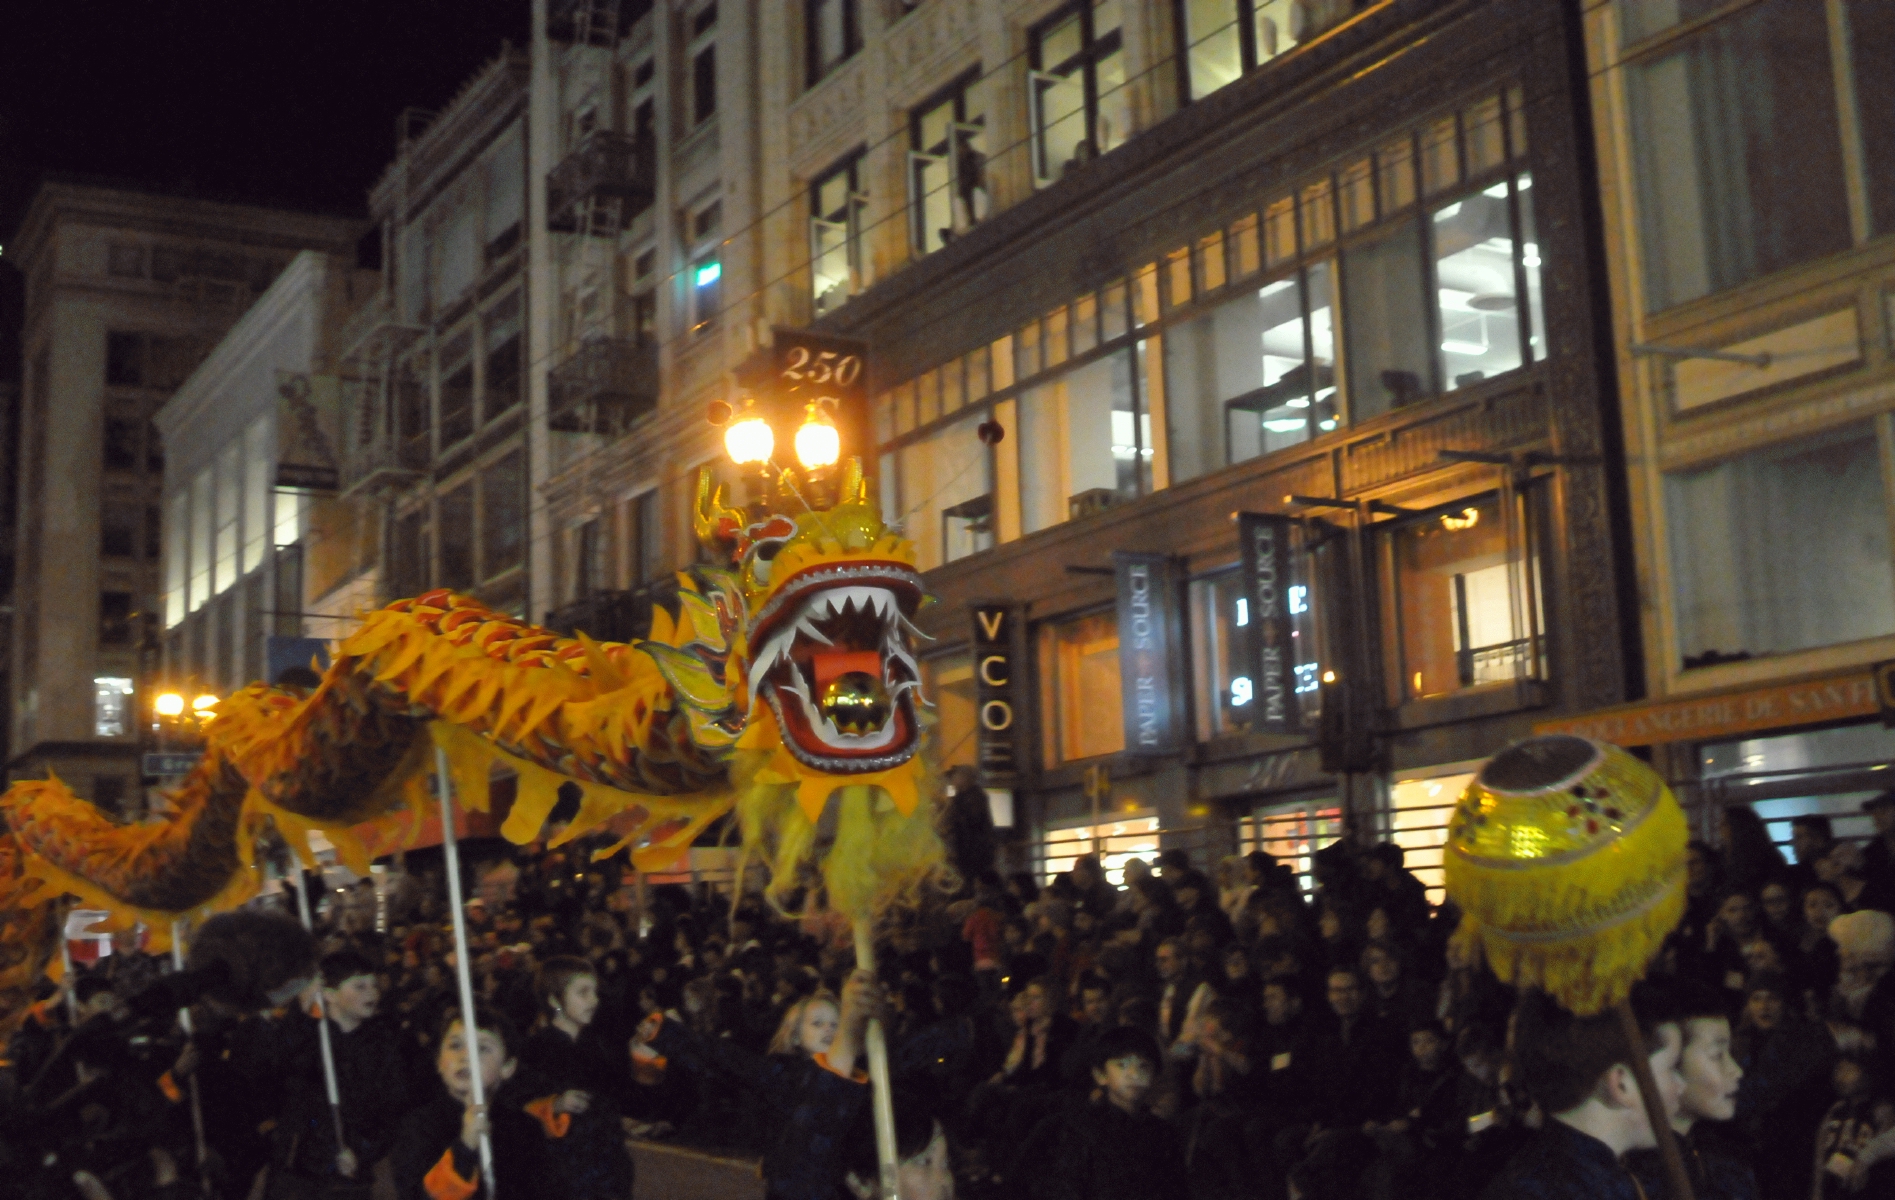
[1288,1012,1403,1127]
[1036,1097,1190,1200]
[1478,1120,1643,1200]
[516,1025,633,1200]
[272,1011,414,1181]
[390,1089,563,1200]
[1626,1123,1759,1200]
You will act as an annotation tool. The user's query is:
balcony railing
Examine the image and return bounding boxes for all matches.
[339,375,430,496]
[545,579,679,644]
[547,0,642,45]
[548,336,658,436]
[547,132,656,234]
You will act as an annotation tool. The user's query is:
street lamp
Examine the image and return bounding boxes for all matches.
[154,692,185,717]
[793,401,840,472]
[723,398,774,466]
[192,694,219,713]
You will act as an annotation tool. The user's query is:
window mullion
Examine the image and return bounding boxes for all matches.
[1824,0,1873,245]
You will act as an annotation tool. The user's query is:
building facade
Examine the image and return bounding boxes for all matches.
[6,183,357,806]
[323,50,536,631]
[1555,0,1895,852]
[156,251,381,695]
[527,0,1639,890]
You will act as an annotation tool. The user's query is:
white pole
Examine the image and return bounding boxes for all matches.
[852,923,900,1200]
[170,918,212,1199]
[291,864,350,1161]
[59,936,77,1023]
[436,744,497,1196]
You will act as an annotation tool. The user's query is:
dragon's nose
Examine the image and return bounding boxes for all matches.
[820,671,889,735]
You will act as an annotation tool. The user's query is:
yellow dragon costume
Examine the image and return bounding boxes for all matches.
[0,461,945,1032]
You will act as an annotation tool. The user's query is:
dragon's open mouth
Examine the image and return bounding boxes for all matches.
[748,562,926,773]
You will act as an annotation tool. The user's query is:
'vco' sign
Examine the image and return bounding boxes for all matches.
[972,602,1023,785]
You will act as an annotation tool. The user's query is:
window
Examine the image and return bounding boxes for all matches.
[104,416,142,471]
[1433,177,1537,391]
[145,504,161,560]
[101,503,140,558]
[392,508,430,599]
[1041,815,1159,885]
[571,519,604,601]
[99,593,136,647]
[691,257,722,331]
[1388,770,1473,904]
[1666,423,1895,669]
[807,0,859,85]
[691,4,718,126]
[106,332,143,387]
[895,409,992,571]
[440,330,475,446]
[1189,558,1322,741]
[1041,610,1124,764]
[621,489,659,587]
[1029,2,1128,186]
[1341,219,1432,421]
[484,293,523,418]
[481,450,526,580]
[94,677,134,738]
[105,332,201,390]
[274,488,304,549]
[1238,797,1341,895]
[1180,0,1334,101]
[811,152,866,316]
[1386,492,1545,703]
[920,651,977,770]
[189,467,212,612]
[1626,0,1851,310]
[439,485,475,591]
[484,127,525,263]
[910,73,989,255]
[1018,348,1144,533]
[1164,264,1336,484]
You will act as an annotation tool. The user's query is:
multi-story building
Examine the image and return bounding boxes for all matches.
[1554,0,1895,851]
[531,0,1638,890]
[6,182,358,807]
[155,251,381,695]
[323,50,535,629]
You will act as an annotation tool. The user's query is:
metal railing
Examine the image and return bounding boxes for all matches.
[547,335,659,436]
[547,131,656,233]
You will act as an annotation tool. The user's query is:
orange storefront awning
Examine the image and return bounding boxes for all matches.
[1534,666,1890,747]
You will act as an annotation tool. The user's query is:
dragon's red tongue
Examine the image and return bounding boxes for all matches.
[813,651,881,691]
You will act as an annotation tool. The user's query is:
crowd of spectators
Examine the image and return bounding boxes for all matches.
[13,791,1895,1200]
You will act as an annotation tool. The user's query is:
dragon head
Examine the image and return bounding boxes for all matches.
[697,461,928,776]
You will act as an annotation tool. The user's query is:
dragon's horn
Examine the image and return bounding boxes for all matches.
[693,469,743,549]
[840,457,869,505]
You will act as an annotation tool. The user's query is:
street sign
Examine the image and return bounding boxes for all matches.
[142,752,202,777]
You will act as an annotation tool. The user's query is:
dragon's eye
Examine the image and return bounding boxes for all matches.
[747,537,789,584]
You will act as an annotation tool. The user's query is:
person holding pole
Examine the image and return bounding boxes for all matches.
[268,950,413,1199]
[391,1005,562,1200]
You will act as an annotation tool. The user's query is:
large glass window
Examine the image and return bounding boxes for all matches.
[1666,423,1895,669]
[213,443,241,594]
[1433,182,1526,391]
[1387,492,1545,703]
[1029,2,1127,187]
[481,449,526,580]
[1041,815,1159,885]
[190,466,212,612]
[1239,798,1341,895]
[93,677,134,739]
[439,485,475,591]
[1626,0,1851,310]
[1389,770,1474,904]
[440,330,475,446]
[1018,349,1142,534]
[810,151,865,317]
[910,74,989,256]
[484,293,522,418]
[896,409,991,570]
[1164,265,1335,484]
[241,418,270,575]
[1180,0,1330,100]
[1190,556,1323,741]
[690,4,718,125]
[1041,610,1124,764]
[1341,218,1431,422]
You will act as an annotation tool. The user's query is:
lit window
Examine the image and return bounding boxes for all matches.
[1028,2,1128,187]
[94,677,134,738]
[1042,815,1159,886]
[1389,772,1475,905]
[910,73,989,255]
[1239,801,1341,895]
[810,152,866,316]
[1180,0,1333,101]
[919,652,977,771]
[807,0,859,85]
[691,257,721,331]
[1386,492,1545,703]
[1041,610,1125,764]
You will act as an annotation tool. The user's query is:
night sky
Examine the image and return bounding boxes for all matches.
[0,1,531,372]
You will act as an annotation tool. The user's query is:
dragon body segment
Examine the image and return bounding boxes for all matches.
[0,465,945,1030]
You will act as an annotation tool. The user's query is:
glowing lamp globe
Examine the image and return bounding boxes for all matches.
[154,693,186,717]
[794,413,841,470]
[192,694,219,712]
[724,415,774,465]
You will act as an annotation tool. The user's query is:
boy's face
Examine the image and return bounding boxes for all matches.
[896,1125,955,1200]
[1326,972,1363,1020]
[1092,1053,1155,1113]
[1081,986,1112,1026]
[437,1021,516,1103]
[1677,1017,1742,1123]
[1410,1029,1446,1073]
[1806,888,1842,931]
[1745,988,1784,1031]
[559,975,599,1026]
[1262,984,1299,1026]
[1627,1023,1686,1149]
[1760,884,1791,926]
[326,974,381,1023]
